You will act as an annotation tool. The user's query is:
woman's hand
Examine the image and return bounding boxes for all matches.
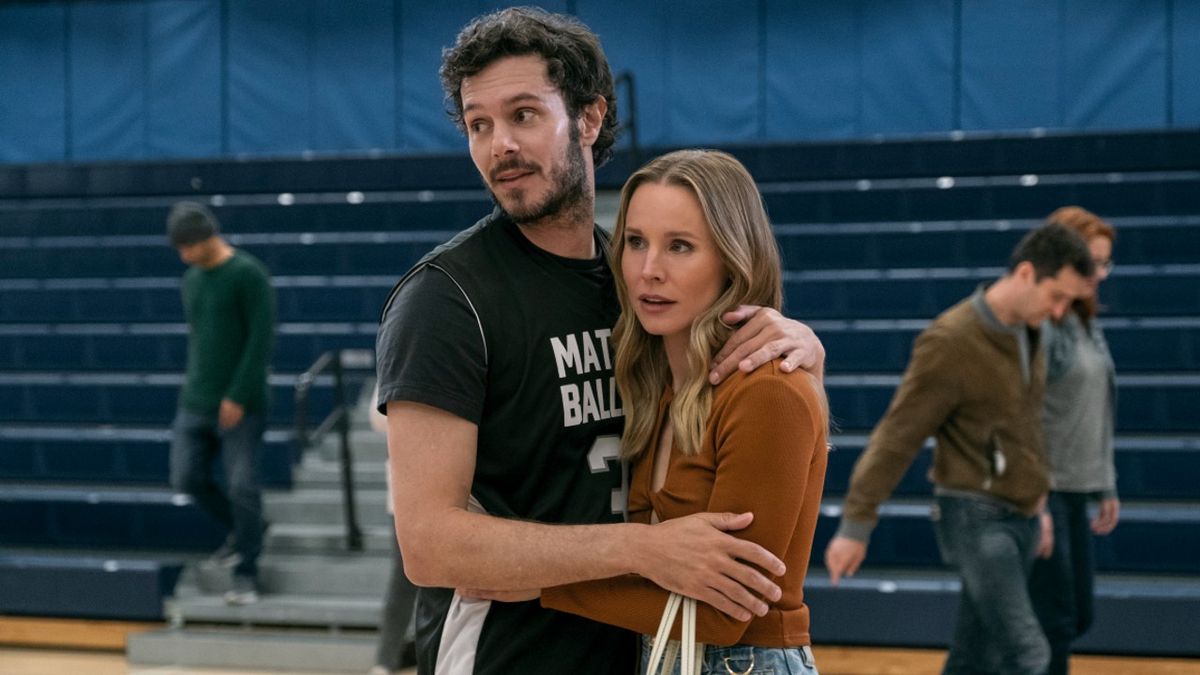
[1091,497,1120,535]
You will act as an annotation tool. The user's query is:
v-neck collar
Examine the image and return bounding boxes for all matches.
[646,386,676,522]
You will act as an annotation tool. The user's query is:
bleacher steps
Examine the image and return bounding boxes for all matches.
[188,553,391,597]
[806,570,1200,656]
[128,627,376,672]
[259,554,391,596]
[264,487,391,527]
[318,428,389,463]
[265,523,395,554]
[165,593,382,629]
[0,553,183,621]
[294,457,388,489]
[130,409,398,671]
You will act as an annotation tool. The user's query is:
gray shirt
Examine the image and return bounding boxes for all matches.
[970,284,1033,384]
[1041,312,1117,496]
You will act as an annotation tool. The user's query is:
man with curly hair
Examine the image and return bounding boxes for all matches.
[376,8,824,673]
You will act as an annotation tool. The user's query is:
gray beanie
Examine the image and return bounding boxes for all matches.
[167,201,219,247]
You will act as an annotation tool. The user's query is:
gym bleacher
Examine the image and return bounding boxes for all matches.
[1,129,1197,660]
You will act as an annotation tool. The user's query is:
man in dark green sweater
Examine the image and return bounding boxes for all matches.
[825,224,1094,675]
[167,201,275,605]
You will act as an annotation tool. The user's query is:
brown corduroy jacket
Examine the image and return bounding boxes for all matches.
[839,292,1050,543]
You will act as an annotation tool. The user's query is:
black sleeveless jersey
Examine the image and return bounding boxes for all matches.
[376,208,633,675]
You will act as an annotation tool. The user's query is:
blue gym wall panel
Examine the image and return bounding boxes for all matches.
[68,2,147,161]
[1174,0,1200,125]
[227,0,312,155]
[1062,0,1168,130]
[959,0,1059,131]
[147,1,222,157]
[667,1,760,144]
[764,2,859,140]
[576,0,672,147]
[0,4,68,162]
[1,1,1198,163]
[859,1,956,136]
[311,0,396,152]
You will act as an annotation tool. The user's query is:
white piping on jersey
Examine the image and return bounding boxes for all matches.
[435,493,491,675]
[427,263,488,367]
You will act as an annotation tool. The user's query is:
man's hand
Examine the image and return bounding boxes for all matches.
[710,306,825,385]
[458,588,540,603]
[636,512,785,622]
[1036,511,1055,559]
[219,398,245,430]
[1091,497,1120,535]
[824,536,867,586]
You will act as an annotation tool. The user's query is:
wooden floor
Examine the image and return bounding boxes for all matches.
[3,645,1200,675]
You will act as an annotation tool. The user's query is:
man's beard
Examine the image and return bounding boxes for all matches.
[489,134,588,226]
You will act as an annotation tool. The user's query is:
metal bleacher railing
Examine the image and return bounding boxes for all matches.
[293,348,374,552]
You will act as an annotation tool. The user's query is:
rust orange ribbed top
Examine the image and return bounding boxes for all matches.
[542,360,828,647]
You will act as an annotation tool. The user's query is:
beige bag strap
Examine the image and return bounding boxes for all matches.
[645,592,705,675]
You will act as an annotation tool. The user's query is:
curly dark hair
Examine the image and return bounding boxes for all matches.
[440,7,618,167]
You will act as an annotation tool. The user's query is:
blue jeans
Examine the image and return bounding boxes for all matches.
[640,634,818,675]
[1028,491,1096,675]
[934,495,1050,675]
[169,406,267,578]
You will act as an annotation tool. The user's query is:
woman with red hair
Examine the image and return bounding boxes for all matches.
[1029,206,1119,675]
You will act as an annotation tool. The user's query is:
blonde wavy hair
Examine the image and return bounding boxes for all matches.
[611,150,782,460]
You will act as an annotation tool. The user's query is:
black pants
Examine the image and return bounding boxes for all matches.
[376,520,420,670]
[1028,491,1096,675]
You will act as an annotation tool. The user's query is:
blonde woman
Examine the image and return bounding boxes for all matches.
[539,150,828,674]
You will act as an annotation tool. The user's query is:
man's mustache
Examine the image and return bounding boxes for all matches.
[489,159,542,183]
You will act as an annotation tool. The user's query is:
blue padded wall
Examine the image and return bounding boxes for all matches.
[763,3,859,139]
[227,0,401,154]
[147,1,222,157]
[0,4,68,162]
[0,0,1197,163]
[959,0,1060,131]
[1061,0,1168,129]
[226,0,312,154]
[668,1,761,144]
[69,3,148,161]
[311,0,397,152]
[860,1,957,136]
[1174,0,1200,126]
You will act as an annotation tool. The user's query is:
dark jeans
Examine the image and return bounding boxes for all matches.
[169,406,267,579]
[934,495,1050,675]
[1029,491,1096,675]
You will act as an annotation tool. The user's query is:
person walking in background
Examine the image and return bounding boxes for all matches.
[1029,207,1120,674]
[167,201,275,606]
[824,224,1094,675]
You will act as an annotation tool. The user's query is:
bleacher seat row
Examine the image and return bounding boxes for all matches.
[0,130,1196,654]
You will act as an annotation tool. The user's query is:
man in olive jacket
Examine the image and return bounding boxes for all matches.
[825,224,1093,675]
